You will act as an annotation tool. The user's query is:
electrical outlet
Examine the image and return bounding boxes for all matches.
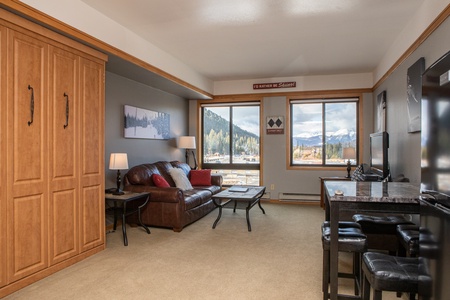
[270,184,275,190]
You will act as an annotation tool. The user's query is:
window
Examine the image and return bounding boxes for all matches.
[290,98,358,167]
[201,103,260,186]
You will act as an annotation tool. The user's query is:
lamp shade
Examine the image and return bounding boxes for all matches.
[178,136,196,149]
[109,153,129,170]
[342,147,356,160]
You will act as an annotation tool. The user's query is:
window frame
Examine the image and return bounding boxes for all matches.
[287,95,361,170]
[200,101,262,184]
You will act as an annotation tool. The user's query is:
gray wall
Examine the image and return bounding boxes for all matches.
[105,72,189,188]
[189,93,373,199]
[374,17,450,185]
[261,93,373,198]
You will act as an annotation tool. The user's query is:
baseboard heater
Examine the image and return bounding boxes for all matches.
[278,192,320,203]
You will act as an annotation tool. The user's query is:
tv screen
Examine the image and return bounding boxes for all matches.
[370,132,389,179]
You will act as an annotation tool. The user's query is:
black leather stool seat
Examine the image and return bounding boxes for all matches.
[352,214,414,234]
[396,224,419,257]
[322,221,367,252]
[352,214,414,253]
[322,221,368,300]
[362,252,423,300]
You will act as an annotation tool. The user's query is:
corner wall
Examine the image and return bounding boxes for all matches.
[104,72,189,188]
[374,16,450,185]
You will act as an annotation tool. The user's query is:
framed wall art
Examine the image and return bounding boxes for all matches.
[376,91,386,133]
[266,116,284,134]
[124,105,170,139]
[406,57,425,133]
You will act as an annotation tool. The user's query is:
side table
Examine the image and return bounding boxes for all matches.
[105,191,151,246]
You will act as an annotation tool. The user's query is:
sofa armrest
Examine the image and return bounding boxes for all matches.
[124,186,183,203]
[211,174,223,187]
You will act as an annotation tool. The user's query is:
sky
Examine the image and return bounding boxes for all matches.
[292,102,357,137]
[206,102,356,138]
[207,106,260,136]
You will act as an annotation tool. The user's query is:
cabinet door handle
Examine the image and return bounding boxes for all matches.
[63,93,69,129]
[27,85,34,126]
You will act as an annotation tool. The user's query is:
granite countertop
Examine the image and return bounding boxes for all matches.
[324,181,420,203]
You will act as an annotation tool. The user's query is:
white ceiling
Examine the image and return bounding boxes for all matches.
[81,0,425,83]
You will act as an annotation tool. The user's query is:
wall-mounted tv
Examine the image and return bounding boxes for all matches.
[370,131,389,179]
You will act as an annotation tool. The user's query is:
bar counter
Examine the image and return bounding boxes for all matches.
[323,181,421,300]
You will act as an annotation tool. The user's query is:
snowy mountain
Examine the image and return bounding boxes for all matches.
[292,129,356,147]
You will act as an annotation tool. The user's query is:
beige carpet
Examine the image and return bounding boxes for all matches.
[3,203,401,300]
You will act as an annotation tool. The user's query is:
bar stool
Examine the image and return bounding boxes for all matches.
[396,224,419,257]
[352,214,414,254]
[322,221,368,300]
[361,252,431,300]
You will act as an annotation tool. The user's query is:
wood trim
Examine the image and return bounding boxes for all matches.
[0,5,106,61]
[285,92,364,171]
[2,1,448,98]
[373,3,450,91]
[213,88,372,100]
[196,98,264,186]
[0,0,212,99]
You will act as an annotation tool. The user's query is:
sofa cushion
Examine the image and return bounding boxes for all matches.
[168,168,193,190]
[190,169,212,186]
[196,185,221,195]
[183,189,213,210]
[151,174,170,188]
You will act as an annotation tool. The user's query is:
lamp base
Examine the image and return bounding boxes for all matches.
[114,170,124,195]
[346,160,351,178]
[113,189,125,195]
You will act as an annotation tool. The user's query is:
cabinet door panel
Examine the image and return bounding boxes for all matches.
[80,58,103,178]
[49,189,78,264]
[80,186,103,251]
[9,31,47,185]
[0,24,6,288]
[7,30,48,282]
[9,194,47,282]
[79,57,104,251]
[49,46,78,180]
[48,46,79,265]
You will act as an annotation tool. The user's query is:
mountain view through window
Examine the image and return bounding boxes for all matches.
[291,99,358,166]
[202,105,260,185]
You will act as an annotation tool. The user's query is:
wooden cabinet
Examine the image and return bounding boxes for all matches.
[79,57,105,252]
[48,45,80,265]
[0,9,106,297]
[0,24,6,289]
[6,29,49,282]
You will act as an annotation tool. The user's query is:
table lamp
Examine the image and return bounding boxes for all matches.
[178,136,197,170]
[343,147,356,178]
[109,153,129,195]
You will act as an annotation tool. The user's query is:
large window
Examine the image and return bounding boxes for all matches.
[201,103,260,186]
[290,98,358,167]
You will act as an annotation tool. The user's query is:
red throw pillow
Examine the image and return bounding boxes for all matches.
[190,169,212,186]
[152,174,170,188]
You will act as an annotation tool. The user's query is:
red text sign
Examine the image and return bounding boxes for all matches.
[253,82,296,89]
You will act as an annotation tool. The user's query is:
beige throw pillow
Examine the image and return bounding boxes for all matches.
[168,168,193,191]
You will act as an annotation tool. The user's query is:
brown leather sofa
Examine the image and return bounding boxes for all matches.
[123,161,223,232]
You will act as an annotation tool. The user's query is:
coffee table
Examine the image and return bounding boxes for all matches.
[211,186,266,231]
